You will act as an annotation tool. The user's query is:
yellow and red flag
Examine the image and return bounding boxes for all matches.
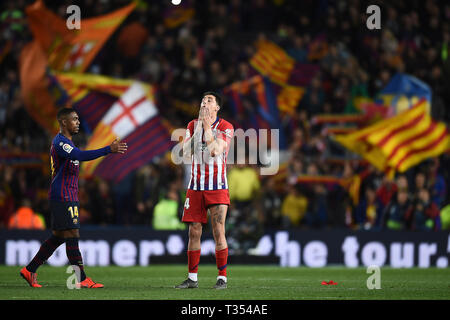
[249,39,318,115]
[19,40,59,135]
[26,0,136,73]
[334,99,450,177]
[250,39,296,86]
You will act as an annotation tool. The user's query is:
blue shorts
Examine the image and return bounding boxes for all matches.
[50,201,80,231]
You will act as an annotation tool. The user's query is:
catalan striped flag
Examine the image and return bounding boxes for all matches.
[312,114,368,125]
[81,82,174,182]
[276,85,305,115]
[334,99,450,177]
[250,40,296,86]
[249,39,318,115]
[272,162,365,205]
[19,40,60,135]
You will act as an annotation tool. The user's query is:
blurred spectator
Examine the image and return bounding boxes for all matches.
[298,163,328,228]
[406,188,440,231]
[426,159,447,207]
[152,187,185,230]
[78,182,92,225]
[0,165,15,227]
[300,75,325,116]
[382,190,412,230]
[228,162,261,206]
[8,198,45,230]
[354,185,380,230]
[256,177,282,229]
[440,203,450,230]
[376,175,398,213]
[133,165,158,225]
[396,174,409,193]
[287,35,307,62]
[303,183,328,228]
[227,201,264,254]
[87,179,115,225]
[286,155,304,185]
[227,160,261,229]
[112,173,134,226]
[227,160,263,253]
[413,171,427,195]
[280,184,308,227]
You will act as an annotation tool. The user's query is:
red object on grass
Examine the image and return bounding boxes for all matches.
[321,280,338,285]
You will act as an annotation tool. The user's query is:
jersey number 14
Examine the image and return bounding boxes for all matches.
[68,206,79,224]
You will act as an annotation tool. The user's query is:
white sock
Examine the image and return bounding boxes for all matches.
[217,275,227,283]
[188,273,198,281]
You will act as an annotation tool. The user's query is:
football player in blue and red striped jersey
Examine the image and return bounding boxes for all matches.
[20,108,127,288]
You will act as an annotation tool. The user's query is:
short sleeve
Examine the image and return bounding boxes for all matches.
[185,120,195,141]
[216,121,234,144]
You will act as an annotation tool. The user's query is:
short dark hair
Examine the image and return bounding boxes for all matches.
[202,91,222,107]
[57,107,77,121]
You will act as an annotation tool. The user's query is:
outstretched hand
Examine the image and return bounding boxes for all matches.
[110,138,128,154]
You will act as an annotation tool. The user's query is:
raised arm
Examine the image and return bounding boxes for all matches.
[68,146,111,161]
[203,126,228,157]
[56,138,127,161]
[182,110,206,162]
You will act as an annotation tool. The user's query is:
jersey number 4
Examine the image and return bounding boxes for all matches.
[184,198,190,210]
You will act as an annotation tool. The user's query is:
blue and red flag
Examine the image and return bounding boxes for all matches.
[222,75,287,149]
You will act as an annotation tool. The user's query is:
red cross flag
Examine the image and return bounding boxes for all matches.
[82,82,159,177]
[63,42,96,71]
[102,83,158,137]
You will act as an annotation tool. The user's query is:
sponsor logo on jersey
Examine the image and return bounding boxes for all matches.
[63,143,74,153]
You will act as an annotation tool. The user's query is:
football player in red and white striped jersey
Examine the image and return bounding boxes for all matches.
[175,92,234,289]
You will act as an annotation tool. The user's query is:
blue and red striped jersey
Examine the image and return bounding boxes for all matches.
[48,133,111,202]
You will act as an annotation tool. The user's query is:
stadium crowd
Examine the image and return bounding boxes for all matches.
[1,0,450,247]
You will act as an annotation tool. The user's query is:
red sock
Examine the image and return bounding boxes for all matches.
[215,248,228,277]
[188,249,201,273]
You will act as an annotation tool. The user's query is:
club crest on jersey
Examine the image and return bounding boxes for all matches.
[224,129,232,137]
[70,160,79,166]
[62,143,73,153]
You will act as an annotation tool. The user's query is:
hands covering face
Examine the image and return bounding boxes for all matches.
[199,105,214,127]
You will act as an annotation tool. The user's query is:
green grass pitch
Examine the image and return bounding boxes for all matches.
[0,265,449,300]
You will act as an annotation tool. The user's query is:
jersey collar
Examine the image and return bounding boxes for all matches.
[211,117,220,127]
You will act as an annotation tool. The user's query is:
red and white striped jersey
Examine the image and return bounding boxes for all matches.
[185,117,234,191]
